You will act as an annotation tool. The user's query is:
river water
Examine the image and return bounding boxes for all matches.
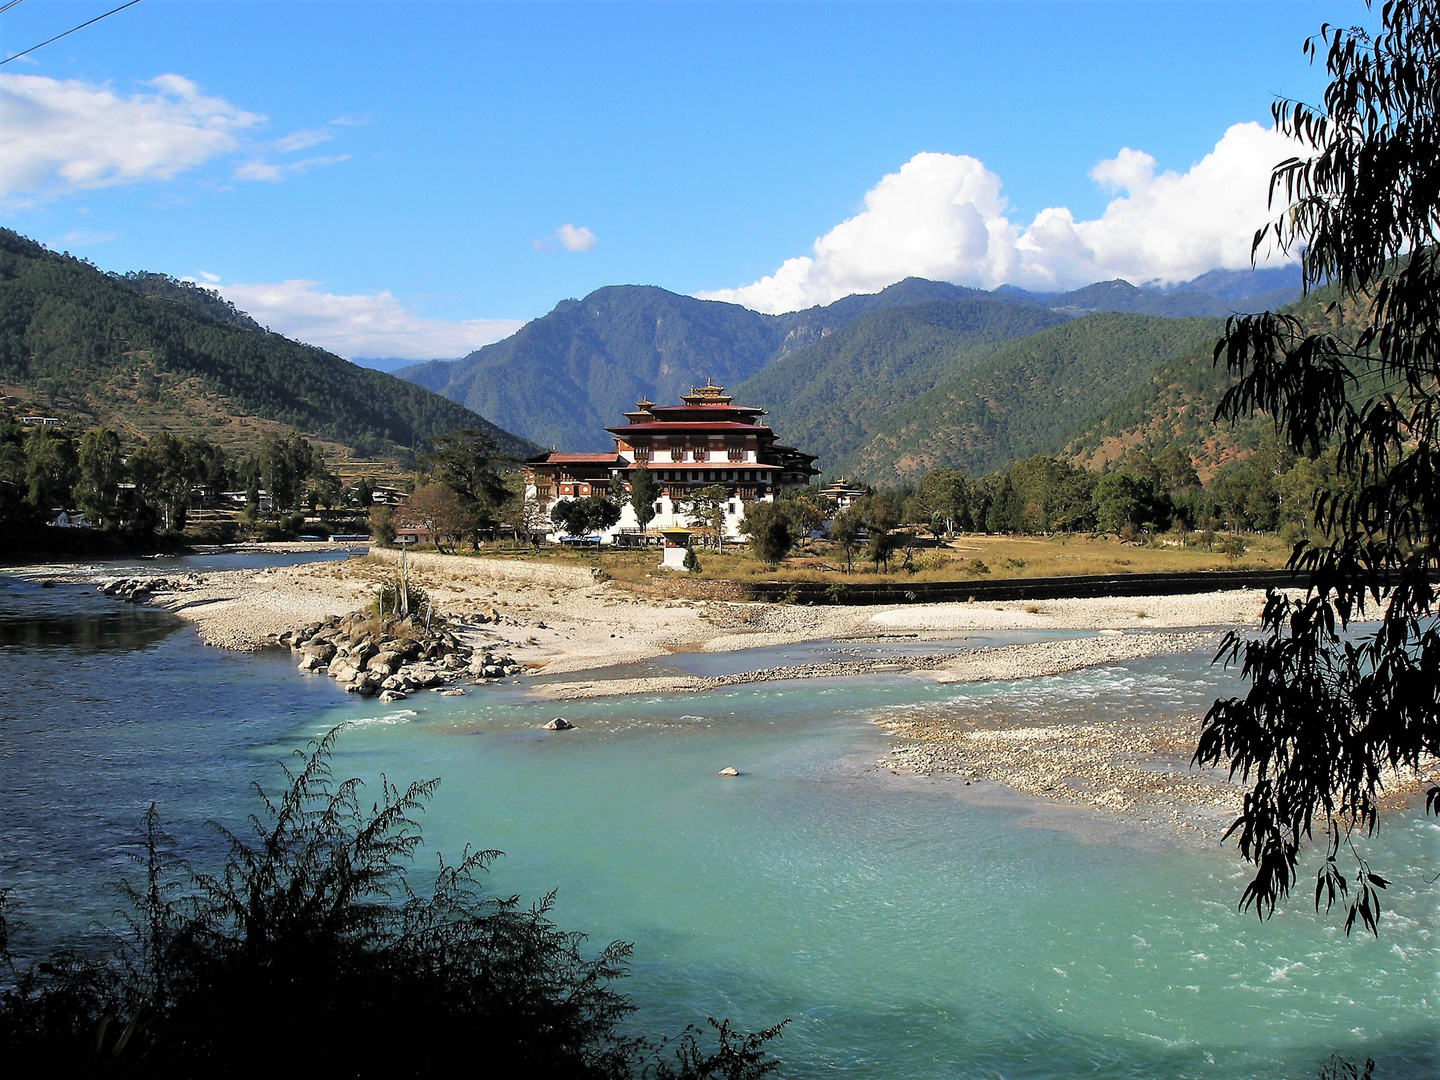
[0,562,1434,1078]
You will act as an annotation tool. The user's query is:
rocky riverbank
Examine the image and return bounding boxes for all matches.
[277,610,524,701]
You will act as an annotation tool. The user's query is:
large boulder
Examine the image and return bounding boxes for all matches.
[329,662,359,683]
[303,641,337,663]
[369,651,404,677]
[297,655,326,673]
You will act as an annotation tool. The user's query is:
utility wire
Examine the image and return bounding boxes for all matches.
[0,0,141,67]
[0,2,29,18]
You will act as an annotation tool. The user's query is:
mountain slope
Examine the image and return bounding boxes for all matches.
[734,297,1068,475]
[848,313,1225,482]
[407,285,784,451]
[396,269,1305,456]
[1063,288,1346,474]
[0,230,533,460]
[400,278,1011,451]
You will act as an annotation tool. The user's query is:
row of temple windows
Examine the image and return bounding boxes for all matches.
[631,445,749,463]
[650,470,766,483]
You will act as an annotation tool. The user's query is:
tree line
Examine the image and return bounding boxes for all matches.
[894,436,1344,547]
[0,418,350,540]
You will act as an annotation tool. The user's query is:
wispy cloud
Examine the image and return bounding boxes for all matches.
[232,154,348,183]
[213,278,523,361]
[59,229,120,246]
[533,223,597,252]
[271,127,333,154]
[701,123,1303,313]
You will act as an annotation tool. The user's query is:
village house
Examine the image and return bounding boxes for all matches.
[523,380,819,543]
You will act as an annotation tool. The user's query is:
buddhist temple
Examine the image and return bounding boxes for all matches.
[522,379,819,542]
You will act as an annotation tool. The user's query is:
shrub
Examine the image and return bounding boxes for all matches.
[683,547,701,573]
[374,577,430,620]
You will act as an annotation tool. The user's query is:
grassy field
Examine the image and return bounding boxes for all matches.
[457,531,1293,593]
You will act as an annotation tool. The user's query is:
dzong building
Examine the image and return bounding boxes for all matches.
[522,379,819,543]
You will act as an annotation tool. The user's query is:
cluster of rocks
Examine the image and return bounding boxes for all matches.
[97,576,198,603]
[276,611,524,702]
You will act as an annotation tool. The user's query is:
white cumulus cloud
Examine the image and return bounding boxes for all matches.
[534,223,598,252]
[215,279,522,361]
[703,122,1303,313]
[556,223,597,251]
[0,73,261,200]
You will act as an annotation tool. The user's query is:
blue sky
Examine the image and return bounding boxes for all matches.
[0,1,1351,358]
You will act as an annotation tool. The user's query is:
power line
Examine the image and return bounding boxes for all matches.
[0,0,141,67]
[0,2,29,18]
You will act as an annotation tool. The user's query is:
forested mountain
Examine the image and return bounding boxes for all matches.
[846,314,1225,482]
[400,268,1300,454]
[1062,288,1341,475]
[398,285,783,451]
[0,230,533,461]
[734,297,1068,476]
[399,278,1000,451]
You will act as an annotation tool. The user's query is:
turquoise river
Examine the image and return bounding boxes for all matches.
[0,561,1434,1078]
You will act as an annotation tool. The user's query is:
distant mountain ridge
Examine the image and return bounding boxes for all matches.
[399,268,1300,454]
[0,230,534,461]
[400,277,992,451]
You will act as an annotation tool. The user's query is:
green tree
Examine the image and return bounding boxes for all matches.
[74,428,125,528]
[739,500,796,565]
[1201,0,1440,932]
[628,466,659,531]
[0,421,33,531]
[679,485,730,551]
[780,488,829,547]
[1091,472,1156,535]
[828,509,862,574]
[550,496,621,544]
[22,426,76,510]
[132,432,217,533]
[423,429,510,546]
[1155,444,1201,493]
[916,468,969,535]
[368,503,395,546]
[984,475,1021,533]
[257,432,316,513]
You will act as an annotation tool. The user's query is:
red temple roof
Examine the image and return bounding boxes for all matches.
[606,421,772,435]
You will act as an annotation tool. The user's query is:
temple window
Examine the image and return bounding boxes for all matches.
[670,446,685,462]
[694,445,708,462]
[728,445,743,461]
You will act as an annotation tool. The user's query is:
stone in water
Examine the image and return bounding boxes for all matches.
[717,767,739,777]
[543,717,574,731]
